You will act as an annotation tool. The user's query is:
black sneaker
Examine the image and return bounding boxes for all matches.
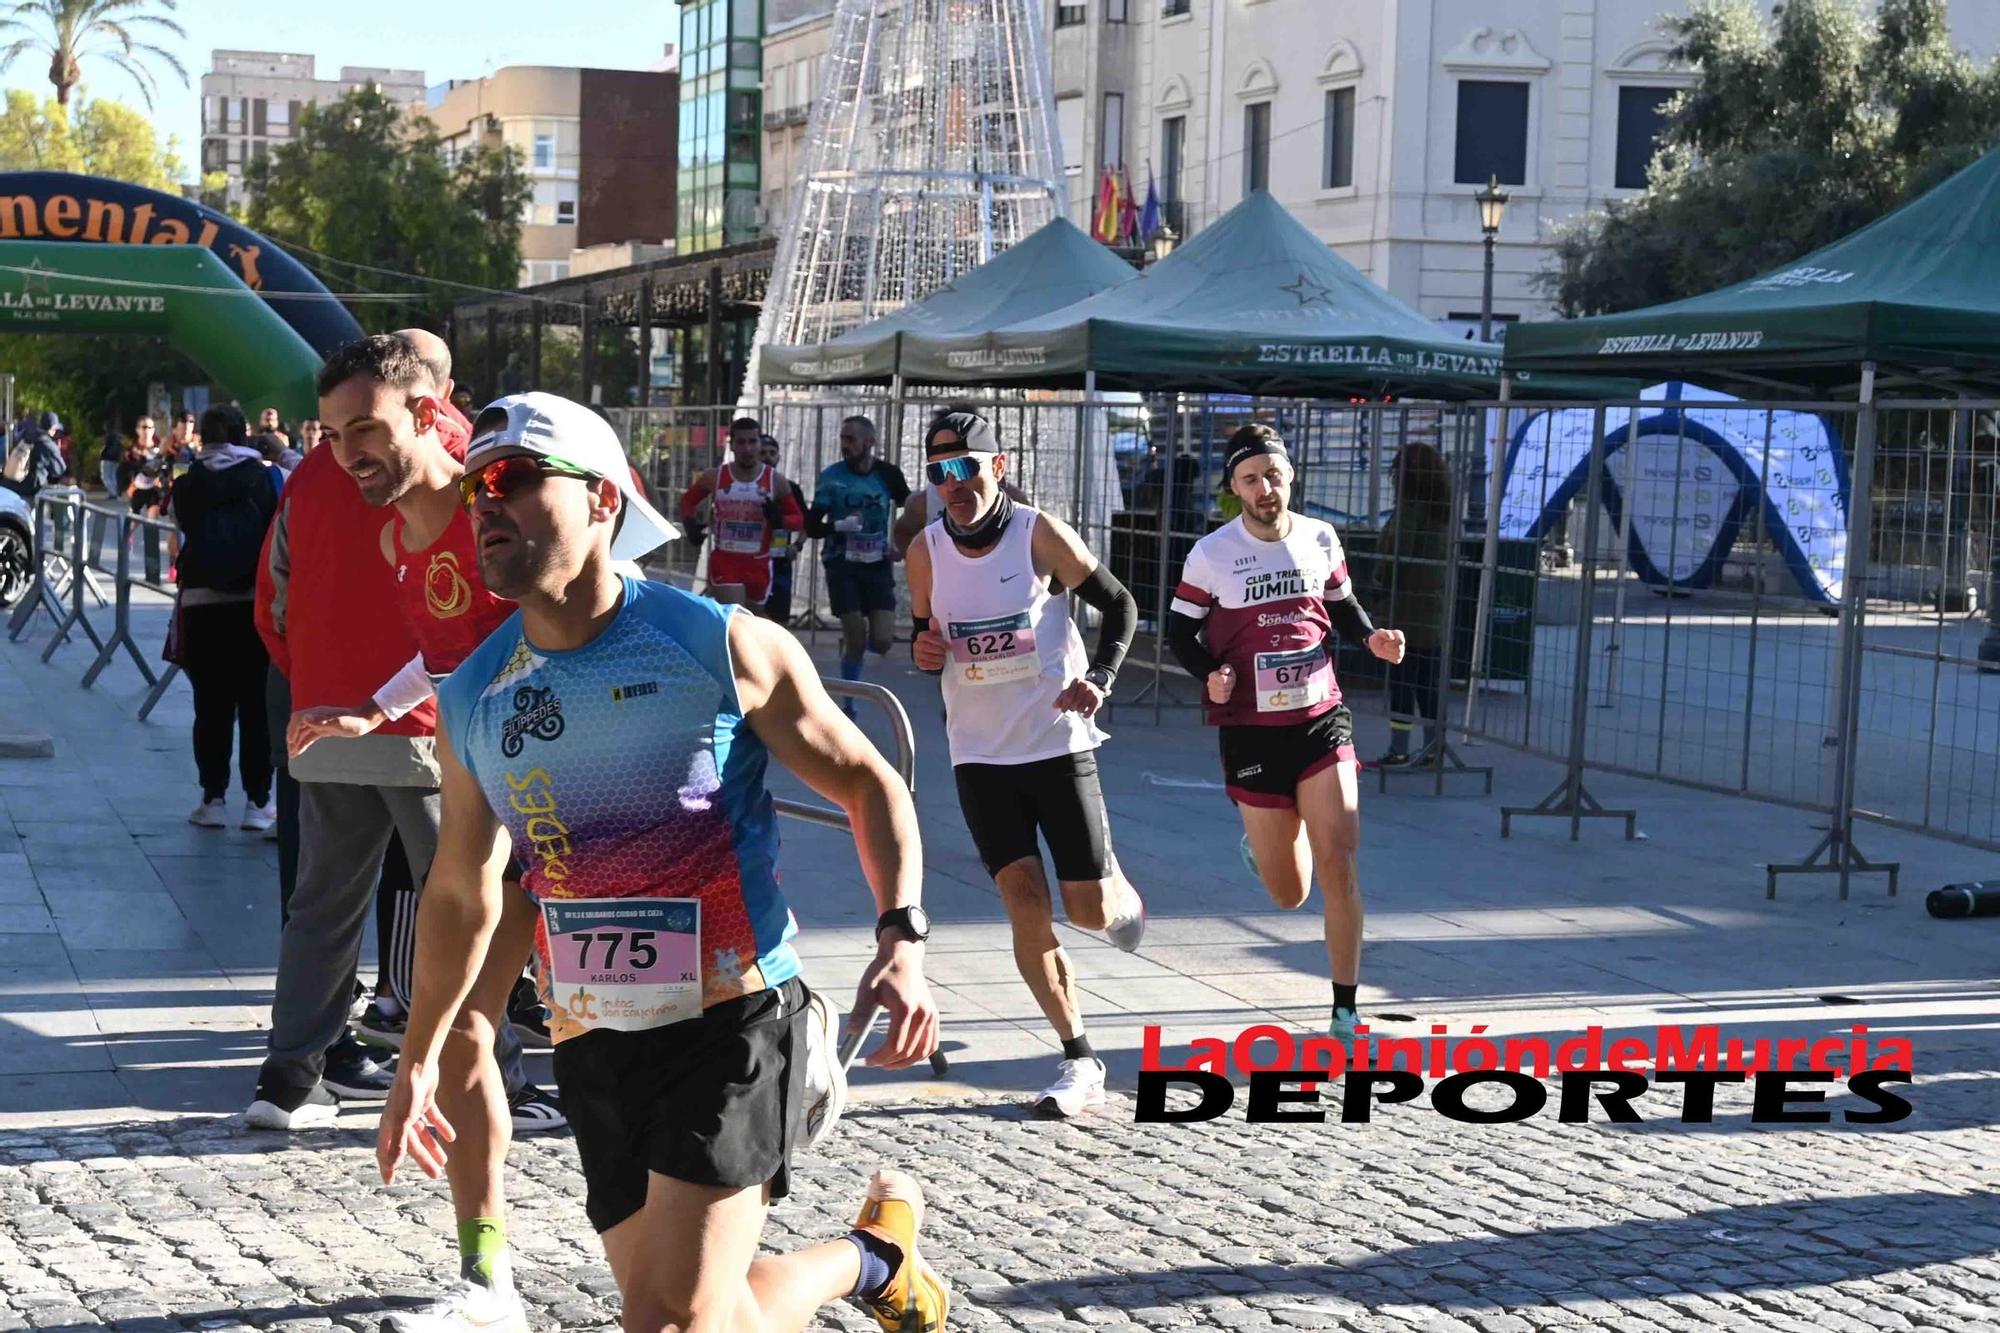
[1373,750,1414,769]
[509,1083,567,1134]
[507,976,552,1051]
[323,1035,396,1100]
[354,998,407,1050]
[245,1080,338,1131]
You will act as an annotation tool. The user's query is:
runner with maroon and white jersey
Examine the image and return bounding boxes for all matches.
[1167,423,1405,1041]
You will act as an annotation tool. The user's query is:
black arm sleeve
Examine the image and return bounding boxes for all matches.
[1166,610,1223,681]
[804,500,831,538]
[1328,595,1377,647]
[1067,564,1136,679]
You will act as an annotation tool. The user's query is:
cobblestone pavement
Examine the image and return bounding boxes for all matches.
[0,1072,1996,1333]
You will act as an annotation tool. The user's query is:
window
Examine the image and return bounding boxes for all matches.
[1454,80,1529,184]
[1056,3,1085,25]
[1105,0,1128,19]
[1057,94,1085,176]
[533,133,554,170]
[1161,114,1186,233]
[1163,0,1190,15]
[556,181,578,226]
[268,99,291,132]
[1615,85,1673,189]
[1100,92,1124,170]
[1322,86,1354,189]
[1243,101,1270,195]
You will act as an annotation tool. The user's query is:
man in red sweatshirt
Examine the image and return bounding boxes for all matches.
[253,331,559,1333]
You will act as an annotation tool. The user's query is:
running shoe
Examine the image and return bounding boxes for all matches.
[506,976,552,1051]
[1328,1006,1362,1043]
[508,1084,566,1134]
[354,999,406,1051]
[798,987,849,1152]
[851,1169,950,1333]
[1033,1057,1108,1119]
[188,798,228,829]
[244,1080,338,1131]
[380,1279,529,1333]
[1371,750,1413,769]
[323,1037,395,1101]
[241,800,277,832]
[1238,832,1260,880]
[1104,892,1147,953]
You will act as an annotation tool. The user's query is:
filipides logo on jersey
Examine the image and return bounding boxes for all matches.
[1134,1023,1915,1127]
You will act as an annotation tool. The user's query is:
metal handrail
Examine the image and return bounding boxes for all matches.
[771,677,918,829]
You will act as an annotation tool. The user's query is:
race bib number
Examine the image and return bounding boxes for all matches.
[948,612,1038,685]
[718,519,765,554]
[844,532,886,564]
[542,897,701,1033]
[1254,647,1331,713]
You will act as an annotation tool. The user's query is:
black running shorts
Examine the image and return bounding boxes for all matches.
[1218,705,1356,809]
[953,749,1114,881]
[553,976,809,1233]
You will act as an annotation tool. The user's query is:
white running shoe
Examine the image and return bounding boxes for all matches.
[1034,1056,1108,1119]
[797,987,849,1152]
[381,1280,529,1333]
[188,798,228,828]
[241,800,276,832]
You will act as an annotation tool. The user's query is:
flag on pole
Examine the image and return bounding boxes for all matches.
[1092,168,1123,244]
[1118,165,1140,245]
[1139,165,1162,241]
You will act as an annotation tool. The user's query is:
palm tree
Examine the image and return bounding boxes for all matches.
[0,0,186,110]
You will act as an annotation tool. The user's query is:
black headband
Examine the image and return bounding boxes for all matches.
[925,411,1000,457]
[1225,437,1290,479]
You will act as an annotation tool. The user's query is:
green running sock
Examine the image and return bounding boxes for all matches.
[458,1216,510,1291]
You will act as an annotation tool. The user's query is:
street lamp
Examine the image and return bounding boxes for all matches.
[1475,173,1510,343]
[1147,224,1178,265]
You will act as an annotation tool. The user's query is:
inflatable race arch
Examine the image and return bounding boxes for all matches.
[0,172,359,420]
[1496,381,1849,604]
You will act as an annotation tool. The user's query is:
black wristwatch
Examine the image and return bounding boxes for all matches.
[875,905,931,944]
[1084,666,1115,694]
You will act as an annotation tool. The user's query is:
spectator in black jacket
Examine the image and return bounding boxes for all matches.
[172,404,279,831]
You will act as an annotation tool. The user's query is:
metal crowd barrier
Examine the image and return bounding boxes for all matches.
[772,676,947,1076]
[6,488,183,718]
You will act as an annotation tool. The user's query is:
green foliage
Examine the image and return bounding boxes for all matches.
[0,331,200,437]
[0,86,180,185]
[243,86,532,332]
[0,0,187,108]
[1543,0,2000,316]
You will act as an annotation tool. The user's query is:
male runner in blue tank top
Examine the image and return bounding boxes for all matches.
[380,393,950,1333]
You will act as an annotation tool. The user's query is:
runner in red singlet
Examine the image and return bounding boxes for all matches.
[678,414,803,613]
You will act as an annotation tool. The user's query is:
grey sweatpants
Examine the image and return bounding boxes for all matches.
[262,779,527,1093]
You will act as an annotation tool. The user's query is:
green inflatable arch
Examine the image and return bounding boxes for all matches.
[0,240,322,422]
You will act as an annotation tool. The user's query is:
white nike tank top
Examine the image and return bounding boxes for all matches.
[925,506,1104,766]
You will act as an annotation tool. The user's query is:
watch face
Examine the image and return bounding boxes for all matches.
[905,906,932,938]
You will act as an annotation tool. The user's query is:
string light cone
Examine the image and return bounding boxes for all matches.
[746,0,1064,400]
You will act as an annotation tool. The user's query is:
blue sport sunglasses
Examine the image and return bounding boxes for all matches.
[925,456,982,486]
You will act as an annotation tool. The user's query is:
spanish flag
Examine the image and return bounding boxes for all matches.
[1091,168,1124,244]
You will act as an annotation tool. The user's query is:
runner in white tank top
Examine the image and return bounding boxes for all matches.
[905,410,1148,1119]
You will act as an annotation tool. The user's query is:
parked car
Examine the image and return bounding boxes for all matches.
[0,486,33,605]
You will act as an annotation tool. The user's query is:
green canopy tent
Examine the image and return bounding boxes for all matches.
[1503,144,2000,396]
[896,190,1512,397]
[0,241,322,420]
[757,217,1138,387]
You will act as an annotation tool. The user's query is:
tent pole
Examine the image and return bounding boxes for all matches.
[1463,376,1511,735]
[1600,403,1638,704]
[1767,362,1899,897]
[1500,402,1637,841]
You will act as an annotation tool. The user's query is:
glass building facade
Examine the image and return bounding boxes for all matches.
[678,0,765,253]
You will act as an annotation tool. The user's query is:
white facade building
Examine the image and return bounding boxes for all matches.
[200,51,425,208]
[1048,1,2000,324]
